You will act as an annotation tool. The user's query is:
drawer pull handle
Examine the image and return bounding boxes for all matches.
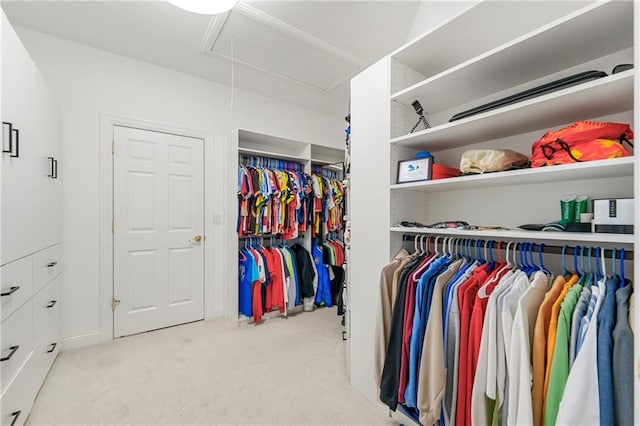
[1,345,19,362]
[1,286,20,297]
[47,261,58,268]
[48,156,55,178]
[47,300,58,308]
[47,343,57,353]
[2,123,19,158]
[9,410,21,426]
[2,121,12,154]
[10,128,19,158]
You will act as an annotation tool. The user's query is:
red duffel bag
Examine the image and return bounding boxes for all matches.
[531,121,633,168]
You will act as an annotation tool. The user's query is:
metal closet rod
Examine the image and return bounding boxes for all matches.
[402,235,634,260]
[239,232,306,240]
[240,155,305,171]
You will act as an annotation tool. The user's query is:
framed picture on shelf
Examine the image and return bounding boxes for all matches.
[397,157,432,183]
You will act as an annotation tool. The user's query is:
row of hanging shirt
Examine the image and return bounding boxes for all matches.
[375,236,634,426]
[237,159,344,240]
[310,173,344,238]
[237,161,310,240]
[238,238,338,321]
[316,236,346,316]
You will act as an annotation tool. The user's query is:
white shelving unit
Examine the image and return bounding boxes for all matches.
[228,129,345,325]
[390,1,632,111]
[348,0,638,421]
[391,70,633,149]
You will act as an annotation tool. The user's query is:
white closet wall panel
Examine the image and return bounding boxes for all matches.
[349,57,391,403]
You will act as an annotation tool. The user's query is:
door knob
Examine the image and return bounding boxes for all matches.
[193,235,202,242]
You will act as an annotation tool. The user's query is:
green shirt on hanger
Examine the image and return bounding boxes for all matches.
[544,283,582,425]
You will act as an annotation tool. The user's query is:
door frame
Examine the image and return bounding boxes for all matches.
[99,114,215,340]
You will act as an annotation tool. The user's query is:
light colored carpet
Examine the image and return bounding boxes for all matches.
[27,308,395,425]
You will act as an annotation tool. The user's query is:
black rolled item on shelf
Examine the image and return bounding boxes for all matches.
[449,70,608,122]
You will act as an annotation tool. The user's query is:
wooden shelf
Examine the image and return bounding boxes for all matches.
[390,1,632,113]
[238,147,308,162]
[391,70,633,149]
[390,226,635,245]
[391,157,634,193]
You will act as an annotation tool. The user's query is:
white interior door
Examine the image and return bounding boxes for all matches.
[113,126,204,337]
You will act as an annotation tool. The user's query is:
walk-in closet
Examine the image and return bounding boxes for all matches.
[1,1,638,425]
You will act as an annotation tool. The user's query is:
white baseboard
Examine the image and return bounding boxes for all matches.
[60,331,108,352]
[212,305,224,318]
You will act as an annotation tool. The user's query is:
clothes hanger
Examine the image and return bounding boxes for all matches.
[487,240,495,266]
[435,236,443,257]
[538,243,551,276]
[561,245,568,276]
[504,241,512,268]
[575,245,587,285]
[518,242,525,271]
[600,246,607,279]
[410,235,435,281]
[619,248,626,288]
[528,242,539,273]
[475,239,483,263]
[611,248,617,279]
[573,245,581,277]
[596,246,603,281]
[584,246,594,288]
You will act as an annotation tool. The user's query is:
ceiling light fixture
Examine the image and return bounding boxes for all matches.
[167,0,239,15]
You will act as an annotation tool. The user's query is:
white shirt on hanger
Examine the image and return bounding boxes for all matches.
[507,271,550,426]
[471,269,515,425]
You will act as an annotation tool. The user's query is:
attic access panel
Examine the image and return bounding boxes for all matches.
[201,7,362,92]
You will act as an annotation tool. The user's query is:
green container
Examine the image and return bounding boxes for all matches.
[575,196,588,223]
[561,196,577,222]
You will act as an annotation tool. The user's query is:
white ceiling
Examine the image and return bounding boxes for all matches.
[0,0,421,117]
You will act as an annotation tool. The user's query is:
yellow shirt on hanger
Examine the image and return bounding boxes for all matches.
[542,274,578,409]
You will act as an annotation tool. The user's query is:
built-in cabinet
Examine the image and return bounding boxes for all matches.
[1,12,62,426]
[349,0,638,421]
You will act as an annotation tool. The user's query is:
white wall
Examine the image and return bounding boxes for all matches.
[15,27,343,349]
[405,1,479,42]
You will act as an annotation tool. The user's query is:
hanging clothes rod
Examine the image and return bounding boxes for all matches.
[402,235,634,260]
[239,154,305,171]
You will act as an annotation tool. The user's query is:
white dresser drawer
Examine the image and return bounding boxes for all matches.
[0,354,38,426]
[0,301,34,395]
[32,244,60,294]
[33,277,61,356]
[1,257,33,322]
